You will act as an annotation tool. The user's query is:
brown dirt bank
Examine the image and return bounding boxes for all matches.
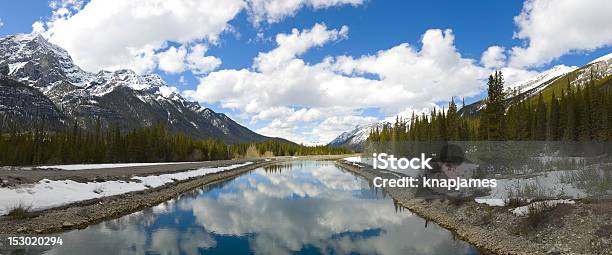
[336,160,612,255]
[0,155,347,234]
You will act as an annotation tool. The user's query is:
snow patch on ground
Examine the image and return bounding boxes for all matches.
[475,170,587,206]
[0,162,252,215]
[32,162,202,171]
[343,156,362,163]
[511,199,575,217]
[474,198,506,206]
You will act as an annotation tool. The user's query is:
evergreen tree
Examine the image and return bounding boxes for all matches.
[484,71,506,140]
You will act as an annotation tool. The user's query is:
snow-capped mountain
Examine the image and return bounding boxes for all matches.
[0,34,93,87]
[328,122,387,150]
[0,33,275,143]
[507,65,577,95]
[576,52,612,84]
[588,52,612,65]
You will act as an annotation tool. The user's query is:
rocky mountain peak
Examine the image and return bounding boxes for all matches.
[0,32,275,144]
[0,33,92,87]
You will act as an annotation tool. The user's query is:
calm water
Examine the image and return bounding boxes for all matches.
[44,160,478,255]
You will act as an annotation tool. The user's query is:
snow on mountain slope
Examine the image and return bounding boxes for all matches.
[588,52,612,65]
[87,69,181,101]
[507,65,577,94]
[0,34,93,86]
[579,52,612,82]
[328,122,387,149]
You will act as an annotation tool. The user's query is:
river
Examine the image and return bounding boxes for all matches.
[44,160,478,255]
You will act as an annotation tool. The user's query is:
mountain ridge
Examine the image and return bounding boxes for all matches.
[0,33,282,144]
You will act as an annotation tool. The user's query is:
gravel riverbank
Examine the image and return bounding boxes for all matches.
[336,160,612,255]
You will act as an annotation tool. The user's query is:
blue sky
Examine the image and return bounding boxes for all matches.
[1,0,611,144]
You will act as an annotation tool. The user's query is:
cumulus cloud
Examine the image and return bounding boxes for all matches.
[39,0,243,73]
[186,44,222,74]
[156,44,222,74]
[251,106,323,123]
[255,23,348,71]
[0,18,4,28]
[481,46,506,68]
[509,0,612,67]
[185,24,490,143]
[156,46,187,74]
[31,21,45,34]
[34,0,365,74]
[246,0,364,25]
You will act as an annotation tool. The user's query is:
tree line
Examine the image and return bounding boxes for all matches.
[368,70,612,143]
[0,121,352,166]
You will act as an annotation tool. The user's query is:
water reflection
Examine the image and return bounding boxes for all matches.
[41,161,477,255]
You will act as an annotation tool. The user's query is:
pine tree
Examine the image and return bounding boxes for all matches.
[447,98,460,140]
[484,71,506,140]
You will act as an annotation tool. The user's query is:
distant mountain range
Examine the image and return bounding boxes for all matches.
[0,34,282,144]
[329,53,612,148]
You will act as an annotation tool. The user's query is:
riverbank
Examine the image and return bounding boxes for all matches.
[336,160,612,255]
[0,155,348,234]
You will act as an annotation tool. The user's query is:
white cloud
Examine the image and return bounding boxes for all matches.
[32,21,45,33]
[257,120,314,145]
[156,44,221,74]
[252,106,324,123]
[34,0,364,75]
[156,46,187,74]
[0,18,4,28]
[481,46,506,68]
[40,0,244,73]
[255,23,348,71]
[246,0,363,25]
[509,0,612,67]
[186,44,222,74]
[185,24,490,143]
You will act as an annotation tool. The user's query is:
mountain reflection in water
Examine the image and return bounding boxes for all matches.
[44,160,479,255]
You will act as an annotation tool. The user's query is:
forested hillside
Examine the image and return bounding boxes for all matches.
[368,70,612,143]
